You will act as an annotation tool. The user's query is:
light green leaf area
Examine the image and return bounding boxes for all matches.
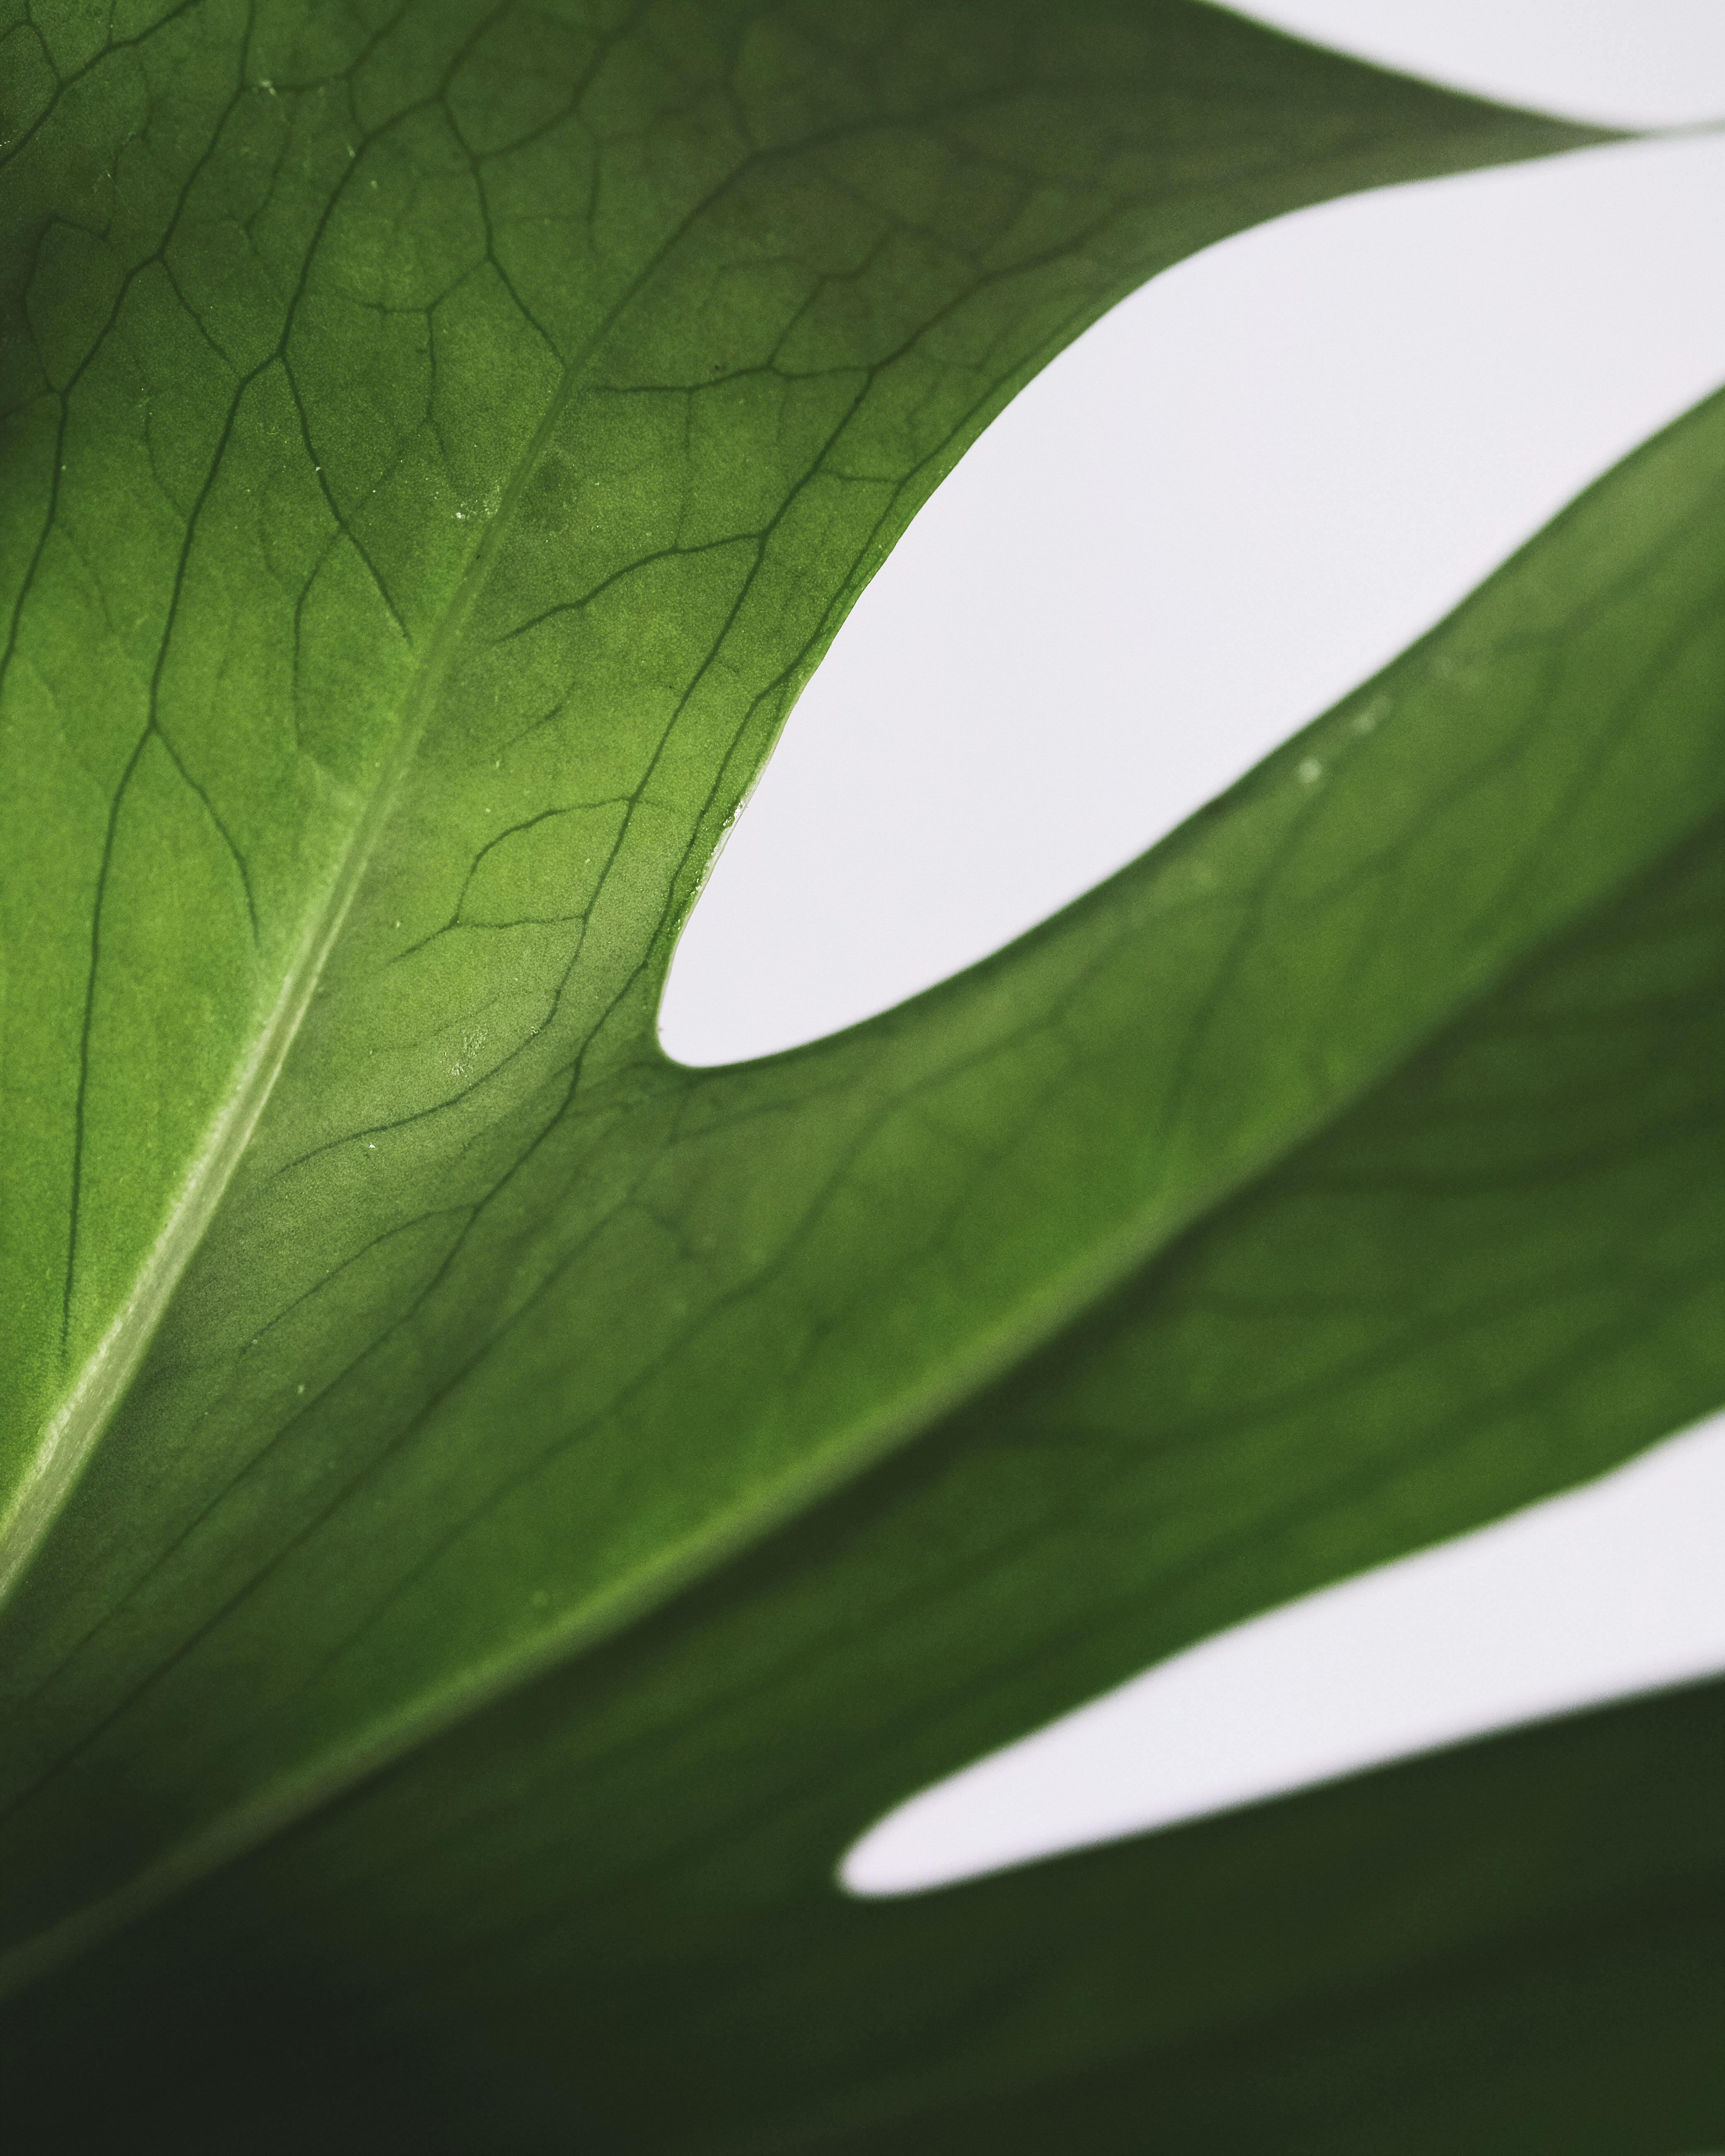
[2,0,1723,2148]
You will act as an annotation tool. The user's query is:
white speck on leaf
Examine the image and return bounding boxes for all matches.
[1352,694,1391,736]
[1298,758,1324,784]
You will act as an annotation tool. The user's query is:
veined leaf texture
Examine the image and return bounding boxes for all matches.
[1,5,1720,2149]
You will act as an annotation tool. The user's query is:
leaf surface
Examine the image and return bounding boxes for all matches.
[2,2,1722,2147]
[0,0,1607,1930]
[10,381,1725,2156]
[0,0,1600,1556]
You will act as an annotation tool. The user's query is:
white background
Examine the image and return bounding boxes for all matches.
[657,5,1725,1893]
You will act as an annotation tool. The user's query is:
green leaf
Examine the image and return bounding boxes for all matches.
[0,0,1604,1559]
[2,2,1720,2148]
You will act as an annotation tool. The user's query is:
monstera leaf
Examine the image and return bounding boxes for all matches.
[1,2,1720,2149]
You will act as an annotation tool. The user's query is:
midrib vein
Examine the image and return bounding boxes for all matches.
[0,129,738,1615]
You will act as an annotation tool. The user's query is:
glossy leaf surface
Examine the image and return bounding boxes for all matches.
[1,3,1720,2149]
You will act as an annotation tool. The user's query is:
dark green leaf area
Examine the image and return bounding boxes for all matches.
[4,380,1723,1975]
[6,1684,1719,2154]
[0,0,1613,1945]
[0,0,1596,1537]
[739,1687,1725,2156]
